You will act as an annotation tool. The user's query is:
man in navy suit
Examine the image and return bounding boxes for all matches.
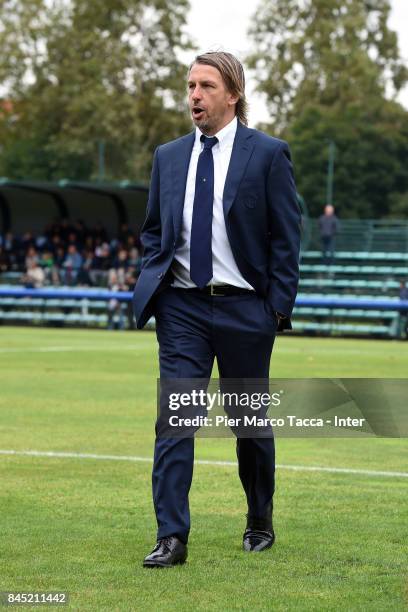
[133,51,301,567]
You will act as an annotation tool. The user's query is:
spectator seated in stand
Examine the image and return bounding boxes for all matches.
[21,260,45,288]
[61,245,83,285]
[90,241,112,286]
[40,250,59,285]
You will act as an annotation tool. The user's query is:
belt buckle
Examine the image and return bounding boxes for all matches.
[210,284,225,296]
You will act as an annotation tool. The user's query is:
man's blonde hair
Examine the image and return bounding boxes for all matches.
[189,51,248,126]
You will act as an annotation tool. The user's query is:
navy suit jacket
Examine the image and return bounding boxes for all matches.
[132,120,301,331]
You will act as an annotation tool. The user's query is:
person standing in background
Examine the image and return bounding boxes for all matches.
[318,204,339,264]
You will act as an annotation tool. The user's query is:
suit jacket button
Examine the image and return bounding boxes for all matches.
[158,272,164,279]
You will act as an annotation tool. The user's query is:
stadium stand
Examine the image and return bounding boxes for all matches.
[0,215,141,330]
[295,219,408,337]
[0,184,407,337]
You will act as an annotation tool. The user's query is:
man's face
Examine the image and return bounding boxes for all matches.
[187,63,238,135]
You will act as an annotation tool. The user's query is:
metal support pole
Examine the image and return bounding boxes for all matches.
[326,140,335,204]
[98,140,105,182]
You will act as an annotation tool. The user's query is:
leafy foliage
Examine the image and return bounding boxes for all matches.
[0,0,194,181]
[247,0,408,218]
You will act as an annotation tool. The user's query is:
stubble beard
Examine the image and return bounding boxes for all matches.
[192,112,219,136]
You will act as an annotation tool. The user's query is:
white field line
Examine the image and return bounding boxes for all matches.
[0,449,407,478]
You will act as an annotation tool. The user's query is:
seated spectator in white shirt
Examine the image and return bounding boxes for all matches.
[21,260,45,289]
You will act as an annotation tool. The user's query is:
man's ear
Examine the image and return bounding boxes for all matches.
[228,94,239,107]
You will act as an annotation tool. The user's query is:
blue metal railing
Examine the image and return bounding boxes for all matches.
[1,286,407,312]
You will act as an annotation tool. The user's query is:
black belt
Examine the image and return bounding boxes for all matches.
[179,284,255,296]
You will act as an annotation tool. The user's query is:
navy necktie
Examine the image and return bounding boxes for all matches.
[190,134,218,288]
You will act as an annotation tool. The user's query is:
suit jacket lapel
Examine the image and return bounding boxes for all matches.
[223,121,255,217]
[170,131,195,238]
[170,121,254,237]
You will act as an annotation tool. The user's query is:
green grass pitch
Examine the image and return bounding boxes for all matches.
[0,327,407,611]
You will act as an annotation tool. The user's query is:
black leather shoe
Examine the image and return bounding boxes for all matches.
[143,536,187,568]
[243,515,275,552]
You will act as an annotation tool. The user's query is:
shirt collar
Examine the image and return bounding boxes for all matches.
[195,115,238,151]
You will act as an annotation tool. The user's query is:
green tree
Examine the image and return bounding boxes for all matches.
[247,0,408,218]
[0,0,193,181]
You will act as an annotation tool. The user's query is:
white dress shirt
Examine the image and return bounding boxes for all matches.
[171,115,254,290]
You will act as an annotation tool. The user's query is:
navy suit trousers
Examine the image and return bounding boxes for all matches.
[152,286,278,543]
